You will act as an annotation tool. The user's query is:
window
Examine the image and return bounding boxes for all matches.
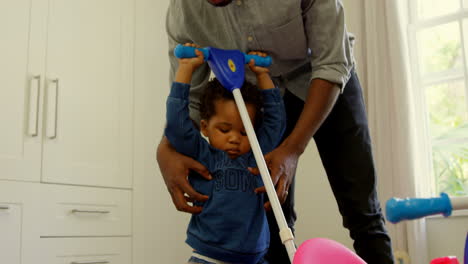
[408,0,468,196]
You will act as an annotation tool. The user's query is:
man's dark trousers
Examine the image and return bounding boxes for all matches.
[263,71,395,264]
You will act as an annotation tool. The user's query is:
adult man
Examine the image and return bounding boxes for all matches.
[157,0,395,263]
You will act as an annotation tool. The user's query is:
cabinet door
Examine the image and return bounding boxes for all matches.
[38,184,131,237]
[0,0,47,182]
[42,0,134,188]
[0,204,22,264]
[40,237,131,264]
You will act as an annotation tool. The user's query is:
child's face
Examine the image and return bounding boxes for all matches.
[201,99,256,159]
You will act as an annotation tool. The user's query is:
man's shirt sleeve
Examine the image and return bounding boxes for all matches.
[303,0,354,90]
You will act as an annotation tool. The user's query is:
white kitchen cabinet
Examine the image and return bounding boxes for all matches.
[0,180,134,264]
[0,0,47,182]
[0,0,134,188]
[41,0,134,188]
[38,183,132,237]
[0,204,22,264]
[1,0,136,263]
[1,0,135,263]
[39,237,131,264]
[0,181,41,264]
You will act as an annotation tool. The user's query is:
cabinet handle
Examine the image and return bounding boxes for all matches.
[28,75,41,136]
[70,262,109,264]
[71,209,110,214]
[0,206,10,210]
[46,78,59,139]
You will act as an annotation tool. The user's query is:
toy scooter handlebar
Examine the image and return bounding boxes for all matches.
[386,193,452,223]
[174,44,272,67]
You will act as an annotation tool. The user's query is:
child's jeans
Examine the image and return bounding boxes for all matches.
[187,252,268,264]
[187,253,229,264]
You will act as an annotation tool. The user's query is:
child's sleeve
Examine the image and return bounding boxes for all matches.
[164,82,213,168]
[256,87,286,154]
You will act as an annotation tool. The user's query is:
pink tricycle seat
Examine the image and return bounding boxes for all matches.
[293,238,366,264]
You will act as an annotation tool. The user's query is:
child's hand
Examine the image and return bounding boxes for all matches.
[247,51,270,76]
[248,51,274,90]
[175,43,204,84]
[178,43,204,71]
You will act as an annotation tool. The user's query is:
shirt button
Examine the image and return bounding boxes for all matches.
[247,36,253,42]
[236,0,242,6]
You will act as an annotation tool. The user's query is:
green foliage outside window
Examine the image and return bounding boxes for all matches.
[423,32,468,196]
[432,124,468,196]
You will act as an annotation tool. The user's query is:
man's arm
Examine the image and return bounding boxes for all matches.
[281,79,339,155]
[157,138,211,214]
[255,0,352,207]
[157,19,212,213]
[303,0,354,89]
[254,79,339,207]
[159,87,214,214]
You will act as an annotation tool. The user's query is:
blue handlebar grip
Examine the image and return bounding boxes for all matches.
[174,44,210,60]
[244,54,272,67]
[385,193,452,223]
[174,44,272,67]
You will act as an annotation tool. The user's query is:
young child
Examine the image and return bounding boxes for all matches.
[165,44,286,264]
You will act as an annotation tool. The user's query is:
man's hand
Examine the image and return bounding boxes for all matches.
[250,144,299,210]
[157,137,212,214]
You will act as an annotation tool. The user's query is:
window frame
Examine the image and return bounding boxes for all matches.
[407,0,468,196]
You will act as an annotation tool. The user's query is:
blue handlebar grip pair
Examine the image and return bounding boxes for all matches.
[174,44,272,67]
[385,193,452,223]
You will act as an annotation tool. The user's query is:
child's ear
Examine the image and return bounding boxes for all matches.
[200,119,209,137]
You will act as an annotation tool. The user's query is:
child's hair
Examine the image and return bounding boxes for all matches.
[200,78,263,128]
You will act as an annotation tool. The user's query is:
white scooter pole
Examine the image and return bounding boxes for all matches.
[232,88,296,263]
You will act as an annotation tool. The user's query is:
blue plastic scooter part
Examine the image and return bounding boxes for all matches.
[386,193,452,223]
[174,44,272,67]
[464,232,468,264]
[206,47,245,91]
[174,45,211,61]
[244,53,272,67]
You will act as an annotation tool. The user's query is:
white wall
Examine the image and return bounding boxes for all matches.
[426,215,468,260]
[133,0,191,263]
[132,1,371,263]
[293,145,353,248]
